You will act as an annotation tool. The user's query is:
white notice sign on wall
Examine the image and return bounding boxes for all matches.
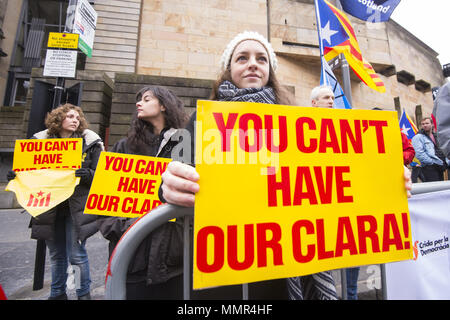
[43,49,78,78]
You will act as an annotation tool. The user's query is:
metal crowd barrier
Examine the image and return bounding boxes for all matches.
[105,180,450,300]
[105,204,194,300]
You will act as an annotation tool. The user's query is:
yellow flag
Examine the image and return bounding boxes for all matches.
[5,170,80,217]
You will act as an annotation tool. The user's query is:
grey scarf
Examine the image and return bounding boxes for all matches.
[217,81,276,104]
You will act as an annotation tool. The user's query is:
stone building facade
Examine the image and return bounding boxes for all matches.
[0,0,446,150]
[87,0,444,122]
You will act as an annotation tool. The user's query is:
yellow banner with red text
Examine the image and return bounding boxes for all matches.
[84,152,171,218]
[193,100,412,289]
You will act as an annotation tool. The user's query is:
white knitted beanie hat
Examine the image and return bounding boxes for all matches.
[220,31,278,72]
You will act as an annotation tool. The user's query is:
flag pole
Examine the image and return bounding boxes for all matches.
[334,1,352,298]
[315,0,351,109]
[314,0,324,56]
[335,0,353,106]
[314,0,348,298]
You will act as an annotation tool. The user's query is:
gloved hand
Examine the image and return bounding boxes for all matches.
[6,170,16,181]
[75,168,93,185]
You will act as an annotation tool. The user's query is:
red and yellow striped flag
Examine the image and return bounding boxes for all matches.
[320,0,386,93]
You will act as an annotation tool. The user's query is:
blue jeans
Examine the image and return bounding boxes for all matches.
[346,267,360,300]
[45,209,91,298]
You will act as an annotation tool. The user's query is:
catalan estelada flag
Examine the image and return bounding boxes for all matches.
[320,56,352,109]
[316,0,386,93]
[5,169,79,217]
[399,109,418,140]
[399,109,420,165]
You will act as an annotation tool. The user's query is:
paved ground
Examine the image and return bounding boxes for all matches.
[0,209,108,300]
[0,208,381,300]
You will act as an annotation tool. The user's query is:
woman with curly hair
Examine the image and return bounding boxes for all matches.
[7,103,104,299]
[97,85,188,299]
[44,104,89,137]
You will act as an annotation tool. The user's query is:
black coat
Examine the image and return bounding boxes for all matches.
[158,112,290,300]
[29,129,104,242]
[97,128,184,285]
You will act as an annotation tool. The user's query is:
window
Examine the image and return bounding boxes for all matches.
[4,0,91,106]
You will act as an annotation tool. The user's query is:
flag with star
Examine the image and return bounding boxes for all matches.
[399,109,418,140]
[5,169,80,217]
[315,0,351,109]
[320,56,352,109]
[399,109,420,165]
[315,0,386,93]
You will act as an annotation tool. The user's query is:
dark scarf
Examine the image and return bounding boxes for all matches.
[217,80,276,104]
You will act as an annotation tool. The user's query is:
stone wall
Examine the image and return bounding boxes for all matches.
[21,68,113,142]
[130,0,443,123]
[0,106,24,150]
[136,0,268,79]
[108,72,213,149]
[268,0,443,121]
[0,0,24,105]
[85,0,142,79]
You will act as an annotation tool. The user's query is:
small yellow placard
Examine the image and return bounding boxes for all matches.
[13,138,83,172]
[84,152,172,218]
[47,32,79,49]
[6,170,80,217]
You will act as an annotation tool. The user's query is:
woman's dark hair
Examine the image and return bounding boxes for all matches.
[209,64,296,106]
[126,86,188,153]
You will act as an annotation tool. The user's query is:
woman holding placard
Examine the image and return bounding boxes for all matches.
[160,31,335,300]
[6,103,104,300]
[160,31,295,207]
[97,85,188,299]
[160,31,413,300]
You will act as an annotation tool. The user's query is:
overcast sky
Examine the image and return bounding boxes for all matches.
[390,0,450,66]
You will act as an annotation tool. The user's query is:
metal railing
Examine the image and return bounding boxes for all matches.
[105,204,193,300]
[105,180,450,300]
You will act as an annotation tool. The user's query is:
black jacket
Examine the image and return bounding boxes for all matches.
[97,128,184,285]
[156,113,290,299]
[29,129,104,242]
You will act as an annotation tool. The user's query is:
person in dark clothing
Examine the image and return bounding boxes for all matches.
[412,117,447,182]
[97,86,188,299]
[160,31,414,300]
[160,31,297,300]
[8,103,104,300]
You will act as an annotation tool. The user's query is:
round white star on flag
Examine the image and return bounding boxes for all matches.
[321,21,338,45]
[401,124,411,136]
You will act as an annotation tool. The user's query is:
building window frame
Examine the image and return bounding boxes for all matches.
[3,0,92,106]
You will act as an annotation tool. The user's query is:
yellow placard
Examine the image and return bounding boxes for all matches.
[193,100,412,290]
[47,32,79,49]
[13,138,83,172]
[5,170,80,217]
[84,152,172,218]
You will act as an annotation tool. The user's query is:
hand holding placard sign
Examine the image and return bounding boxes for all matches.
[192,100,412,289]
[5,138,82,217]
[84,152,171,218]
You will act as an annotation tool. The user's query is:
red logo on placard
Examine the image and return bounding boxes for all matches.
[413,241,419,260]
[27,191,51,207]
